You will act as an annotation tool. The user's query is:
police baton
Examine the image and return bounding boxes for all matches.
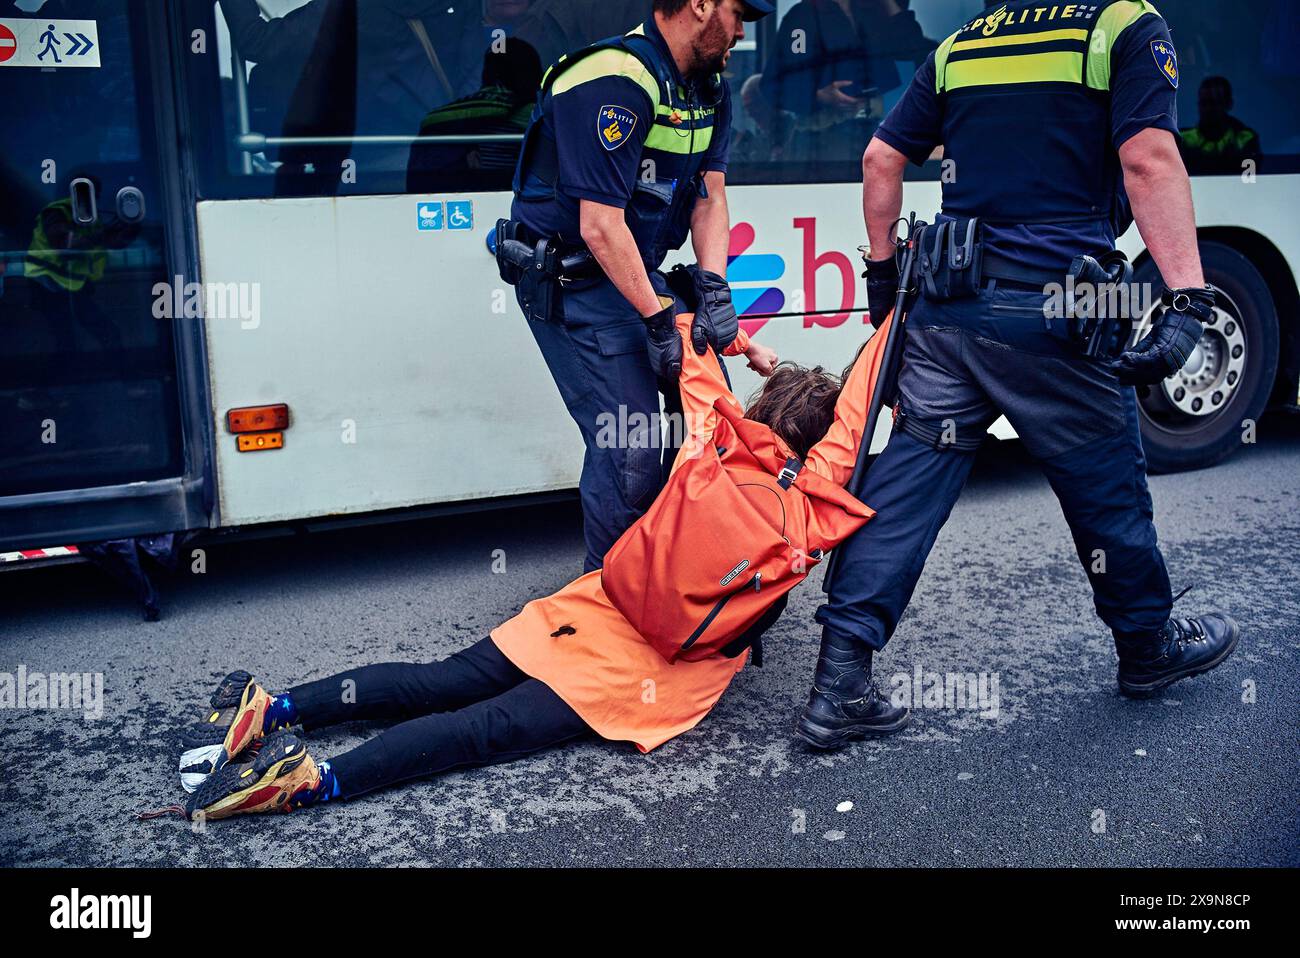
[822,212,926,592]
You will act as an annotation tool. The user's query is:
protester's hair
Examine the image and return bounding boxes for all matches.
[744,362,842,461]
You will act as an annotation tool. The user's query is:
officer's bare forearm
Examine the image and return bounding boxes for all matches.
[580,199,663,317]
[690,171,730,276]
[1120,128,1205,289]
[862,137,907,260]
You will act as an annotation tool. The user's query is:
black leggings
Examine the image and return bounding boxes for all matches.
[287,638,591,799]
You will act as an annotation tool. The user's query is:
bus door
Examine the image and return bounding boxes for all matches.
[0,1,207,552]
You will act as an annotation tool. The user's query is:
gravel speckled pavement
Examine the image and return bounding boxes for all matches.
[2,415,1297,867]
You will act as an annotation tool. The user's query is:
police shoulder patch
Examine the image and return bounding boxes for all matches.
[1150,38,1179,88]
[597,105,638,151]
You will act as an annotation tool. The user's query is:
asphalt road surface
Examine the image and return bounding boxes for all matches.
[3,415,1297,868]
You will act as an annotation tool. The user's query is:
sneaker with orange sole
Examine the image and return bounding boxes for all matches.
[186,730,322,821]
[177,670,275,793]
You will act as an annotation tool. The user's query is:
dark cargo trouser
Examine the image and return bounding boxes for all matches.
[816,281,1174,650]
[290,638,589,799]
[520,276,683,573]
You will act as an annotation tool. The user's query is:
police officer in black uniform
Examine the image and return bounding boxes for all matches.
[496,0,777,573]
[796,0,1241,749]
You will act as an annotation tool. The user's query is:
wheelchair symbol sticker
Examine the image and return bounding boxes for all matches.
[447,200,474,231]
[417,202,444,231]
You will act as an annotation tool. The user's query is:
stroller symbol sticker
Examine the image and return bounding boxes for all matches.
[417,202,443,231]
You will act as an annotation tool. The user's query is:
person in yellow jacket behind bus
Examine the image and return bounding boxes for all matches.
[22,178,138,389]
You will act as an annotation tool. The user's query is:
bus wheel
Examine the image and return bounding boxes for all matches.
[1130,240,1279,474]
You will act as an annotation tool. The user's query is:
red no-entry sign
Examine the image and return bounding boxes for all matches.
[0,23,17,63]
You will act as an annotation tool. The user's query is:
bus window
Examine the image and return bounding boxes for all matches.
[183,0,527,197]
[514,0,646,72]
[0,2,184,499]
[729,0,971,185]
[1167,0,1300,175]
[183,0,1300,198]
[405,36,543,194]
[184,0,652,199]
[728,0,1300,186]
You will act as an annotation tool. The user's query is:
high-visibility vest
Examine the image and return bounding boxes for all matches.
[24,198,108,293]
[511,22,724,271]
[932,0,1164,227]
[1180,122,1259,156]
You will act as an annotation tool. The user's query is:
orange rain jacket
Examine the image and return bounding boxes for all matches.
[492,310,893,751]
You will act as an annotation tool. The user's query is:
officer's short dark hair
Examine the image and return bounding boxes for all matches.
[654,0,693,16]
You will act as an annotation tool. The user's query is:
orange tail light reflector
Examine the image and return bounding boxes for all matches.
[236,432,284,452]
[227,404,290,433]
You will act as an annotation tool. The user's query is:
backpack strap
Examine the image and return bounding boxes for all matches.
[777,457,803,490]
[720,592,789,666]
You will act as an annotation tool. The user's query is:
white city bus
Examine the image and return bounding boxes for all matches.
[2,0,1296,562]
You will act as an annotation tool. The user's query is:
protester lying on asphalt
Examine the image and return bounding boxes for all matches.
[176,307,901,821]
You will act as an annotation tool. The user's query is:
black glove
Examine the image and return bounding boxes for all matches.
[687,266,738,355]
[663,264,698,309]
[1111,286,1214,386]
[642,298,683,380]
[864,254,899,329]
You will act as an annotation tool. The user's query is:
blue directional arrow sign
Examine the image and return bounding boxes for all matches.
[0,17,100,69]
[63,31,93,56]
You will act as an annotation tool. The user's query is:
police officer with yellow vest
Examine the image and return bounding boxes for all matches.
[797,0,1241,749]
[496,0,777,573]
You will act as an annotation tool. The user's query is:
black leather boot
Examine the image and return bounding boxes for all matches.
[1116,611,1240,698]
[795,628,910,749]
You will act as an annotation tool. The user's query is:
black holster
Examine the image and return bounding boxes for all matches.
[1066,249,1133,359]
[495,218,599,324]
[917,217,983,302]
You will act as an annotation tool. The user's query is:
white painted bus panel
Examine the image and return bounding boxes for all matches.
[197,175,1300,526]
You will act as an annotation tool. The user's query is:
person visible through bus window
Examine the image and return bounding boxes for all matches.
[218,0,485,184]
[406,38,543,190]
[859,0,936,103]
[731,73,796,162]
[219,0,328,165]
[220,0,326,65]
[1179,76,1262,176]
[22,175,137,388]
[217,0,354,185]
[450,0,535,99]
[760,0,933,164]
[514,0,647,71]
